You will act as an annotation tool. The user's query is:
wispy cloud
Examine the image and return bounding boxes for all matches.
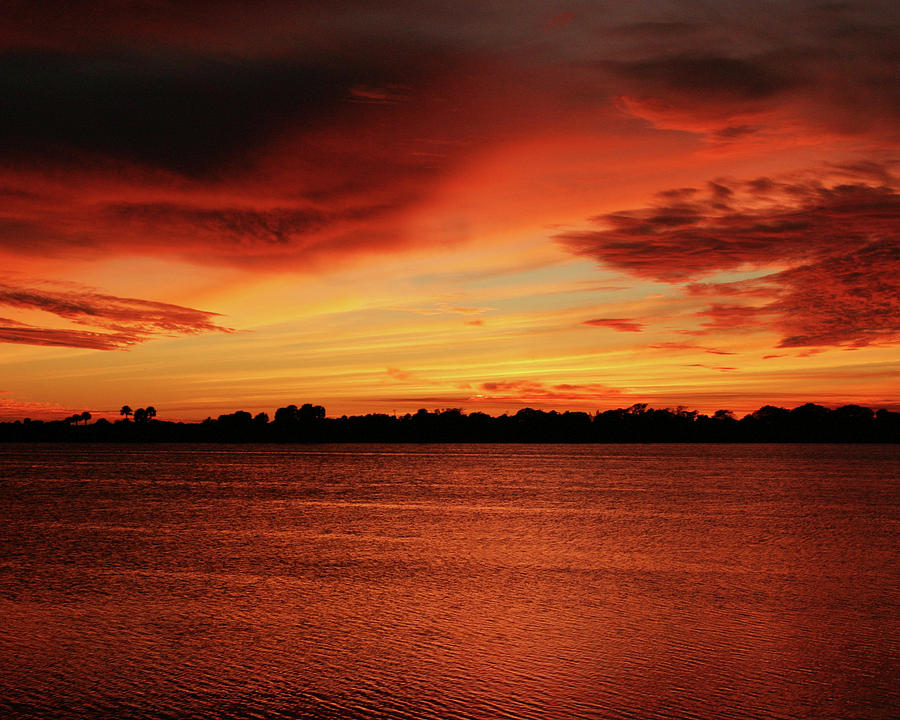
[0,283,232,349]
[582,317,644,332]
[472,379,629,404]
[0,324,138,350]
[0,390,78,420]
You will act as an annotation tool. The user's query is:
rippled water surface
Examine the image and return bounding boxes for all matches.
[1,443,898,719]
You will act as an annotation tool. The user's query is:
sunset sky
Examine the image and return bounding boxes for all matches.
[1,1,898,421]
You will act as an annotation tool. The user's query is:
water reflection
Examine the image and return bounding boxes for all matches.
[1,444,898,719]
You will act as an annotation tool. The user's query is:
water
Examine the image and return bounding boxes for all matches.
[1,444,897,720]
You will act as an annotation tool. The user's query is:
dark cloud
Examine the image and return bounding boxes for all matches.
[0,283,231,349]
[608,54,794,102]
[108,198,414,253]
[111,203,330,246]
[0,14,517,269]
[0,48,442,177]
[0,1,511,54]
[0,0,897,280]
[593,2,900,141]
[611,21,702,38]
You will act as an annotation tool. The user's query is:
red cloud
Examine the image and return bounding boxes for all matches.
[0,1,896,277]
[559,178,900,282]
[690,239,900,348]
[0,283,231,349]
[0,1,896,372]
[559,168,900,348]
[683,363,737,372]
[753,240,900,348]
[648,341,735,355]
[0,391,81,420]
[582,317,644,332]
[0,324,138,350]
[695,304,774,332]
[474,379,629,403]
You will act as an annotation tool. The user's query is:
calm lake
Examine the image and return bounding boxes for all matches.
[1,444,898,719]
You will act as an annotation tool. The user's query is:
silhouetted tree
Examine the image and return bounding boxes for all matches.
[876,408,900,442]
[831,404,875,441]
[298,403,326,421]
[752,405,790,421]
[676,406,698,421]
[145,406,157,421]
[788,403,830,441]
[3,400,899,443]
[218,410,252,425]
[120,405,133,421]
[742,405,791,441]
[274,404,299,424]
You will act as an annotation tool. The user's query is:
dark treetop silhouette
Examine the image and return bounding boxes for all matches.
[1,402,899,443]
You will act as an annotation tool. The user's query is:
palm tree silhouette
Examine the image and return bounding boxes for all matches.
[80,411,91,425]
[145,406,157,421]
[120,405,133,421]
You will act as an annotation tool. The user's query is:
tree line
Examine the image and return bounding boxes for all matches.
[1,402,899,443]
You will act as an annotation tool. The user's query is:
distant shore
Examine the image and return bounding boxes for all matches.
[2,403,898,443]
